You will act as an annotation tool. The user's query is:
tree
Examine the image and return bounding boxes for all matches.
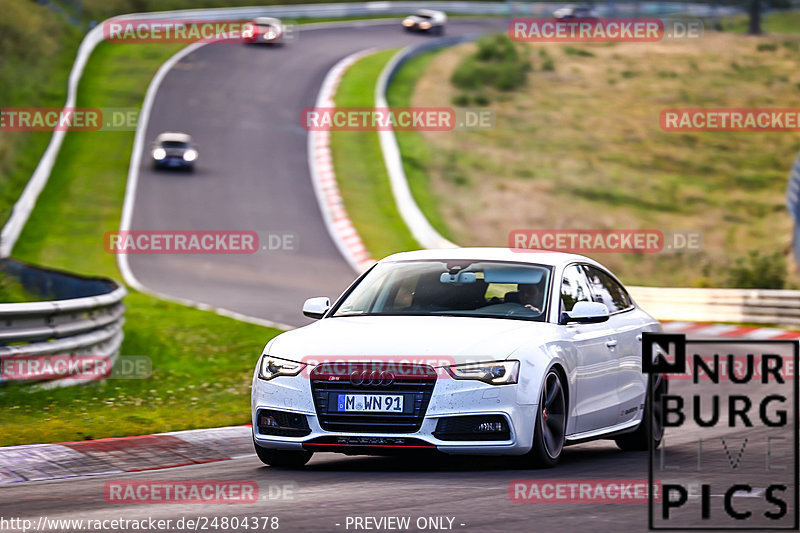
[748,0,762,35]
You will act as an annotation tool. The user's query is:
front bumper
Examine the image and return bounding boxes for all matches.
[154,156,193,168]
[405,25,435,32]
[251,373,536,455]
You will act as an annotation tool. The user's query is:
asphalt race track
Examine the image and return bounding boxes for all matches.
[127,19,505,327]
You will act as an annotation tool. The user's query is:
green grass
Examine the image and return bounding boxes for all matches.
[0,0,81,229]
[396,29,800,289]
[718,10,800,35]
[0,40,282,447]
[330,49,421,260]
[0,292,273,446]
[0,272,42,303]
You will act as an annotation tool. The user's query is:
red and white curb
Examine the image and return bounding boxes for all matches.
[0,425,253,485]
[307,49,377,273]
[662,321,800,340]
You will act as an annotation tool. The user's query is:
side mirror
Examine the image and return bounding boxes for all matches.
[560,301,609,325]
[302,297,330,319]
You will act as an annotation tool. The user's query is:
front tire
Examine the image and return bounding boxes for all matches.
[615,372,667,451]
[524,369,567,468]
[253,440,313,468]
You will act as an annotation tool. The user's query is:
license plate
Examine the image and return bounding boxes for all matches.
[337,394,403,412]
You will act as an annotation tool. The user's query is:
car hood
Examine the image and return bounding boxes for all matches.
[267,315,559,364]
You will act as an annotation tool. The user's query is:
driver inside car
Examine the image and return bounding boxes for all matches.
[517,283,543,313]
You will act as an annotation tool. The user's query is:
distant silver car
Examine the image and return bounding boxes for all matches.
[402,9,447,34]
[243,17,285,44]
[553,5,600,19]
[151,132,197,171]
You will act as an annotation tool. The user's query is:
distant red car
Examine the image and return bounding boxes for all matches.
[242,17,285,45]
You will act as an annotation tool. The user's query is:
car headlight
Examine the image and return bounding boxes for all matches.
[402,18,414,27]
[152,148,166,160]
[445,360,519,385]
[258,355,306,380]
[183,149,198,162]
[419,21,431,29]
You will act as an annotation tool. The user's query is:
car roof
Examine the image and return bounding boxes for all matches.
[155,132,192,143]
[416,9,443,16]
[380,247,605,270]
[253,17,281,25]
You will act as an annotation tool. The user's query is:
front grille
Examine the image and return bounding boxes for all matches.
[310,362,437,433]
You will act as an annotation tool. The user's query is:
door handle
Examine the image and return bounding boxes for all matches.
[605,339,618,348]
[636,334,642,342]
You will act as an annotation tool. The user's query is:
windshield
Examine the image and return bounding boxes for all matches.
[161,141,189,149]
[332,260,552,321]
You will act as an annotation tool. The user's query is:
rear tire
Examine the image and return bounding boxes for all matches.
[523,369,567,468]
[253,440,313,468]
[615,372,667,451]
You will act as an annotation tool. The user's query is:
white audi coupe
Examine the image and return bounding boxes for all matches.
[251,248,666,468]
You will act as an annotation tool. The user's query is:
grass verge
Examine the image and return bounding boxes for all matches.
[0,40,282,447]
[386,50,458,243]
[0,0,80,228]
[330,49,421,260]
[403,27,800,288]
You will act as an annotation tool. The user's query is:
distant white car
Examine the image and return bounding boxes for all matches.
[402,9,447,34]
[151,132,197,171]
[251,248,667,468]
[553,5,600,19]
[243,17,285,44]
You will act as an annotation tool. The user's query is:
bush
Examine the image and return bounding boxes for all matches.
[563,46,595,57]
[757,42,778,52]
[473,93,490,106]
[726,250,787,289]
[452,93,471,106]
[475,33,520,62]
[451,34,531,93]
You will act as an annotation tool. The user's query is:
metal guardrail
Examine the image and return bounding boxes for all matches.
[0,259,126,386]
[628,286,800,327]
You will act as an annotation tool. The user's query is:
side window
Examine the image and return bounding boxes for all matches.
[560,265,592,313]
[583,266,632,314]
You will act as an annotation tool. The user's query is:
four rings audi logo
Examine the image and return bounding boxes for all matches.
[350,370,395,386]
